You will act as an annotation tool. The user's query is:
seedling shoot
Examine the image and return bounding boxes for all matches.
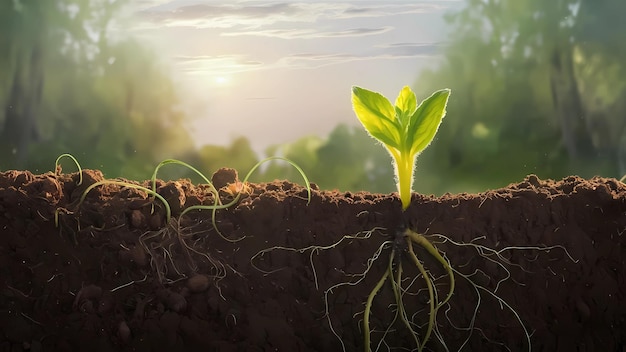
[351,86,450,209]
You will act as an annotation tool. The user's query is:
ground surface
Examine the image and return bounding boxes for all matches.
[0,168,625,352]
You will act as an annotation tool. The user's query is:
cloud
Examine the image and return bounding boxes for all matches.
[222,26,392,39]
[138,2,452,76]
[337,3,446,19]
[137,2,338,29]
[375,42,444,57]
[171,41,443,76]
[277,43,443,69]
[136,2,450,29]
[173,54,263,75]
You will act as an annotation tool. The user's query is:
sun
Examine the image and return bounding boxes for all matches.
[214,76,231,85]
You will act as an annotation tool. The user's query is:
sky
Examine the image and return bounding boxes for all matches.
[131,1,464,154]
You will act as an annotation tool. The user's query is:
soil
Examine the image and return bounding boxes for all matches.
[1,168,625,352]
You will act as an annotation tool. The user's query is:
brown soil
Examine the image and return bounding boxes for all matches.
[1,168,625,352]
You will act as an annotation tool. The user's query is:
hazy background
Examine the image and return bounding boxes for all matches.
[1,0,625,195]
[133,0,457,150]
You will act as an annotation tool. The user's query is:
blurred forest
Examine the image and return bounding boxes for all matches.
[1,0,625,195]
[256,0,626,194]
[410,0,626,193]
[0,0,193,180]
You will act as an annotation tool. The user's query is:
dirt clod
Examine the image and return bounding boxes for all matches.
[211,167,238,189]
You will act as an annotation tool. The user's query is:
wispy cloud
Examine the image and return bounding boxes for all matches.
[337,3,445,19]
[222,27,392,39]
[136,2,449,29]
[138,3,338,29]
[375,42,444,57]
[138,2,452,77]
[171,41,443,76]
[277,43,443,69]
[174,54,263,75]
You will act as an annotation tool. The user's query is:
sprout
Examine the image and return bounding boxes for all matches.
[352,86,450,209]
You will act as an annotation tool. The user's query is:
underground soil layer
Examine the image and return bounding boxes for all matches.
[0,169,625,352]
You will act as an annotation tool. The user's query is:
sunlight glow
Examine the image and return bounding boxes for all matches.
[214,76,231,85]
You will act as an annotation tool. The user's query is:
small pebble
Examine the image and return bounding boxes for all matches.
[186,274,210,293]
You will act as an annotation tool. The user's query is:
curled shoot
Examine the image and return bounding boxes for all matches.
[150,156,311,242]
[55,153,83,185]
[68,156,310,244]
[177,156,312,219]
[351,86,450,210]
[79,180,172,223]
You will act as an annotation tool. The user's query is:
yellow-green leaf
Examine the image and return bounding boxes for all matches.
[395,86,417,126]
[351,86,401,148]
[407,89,451,156]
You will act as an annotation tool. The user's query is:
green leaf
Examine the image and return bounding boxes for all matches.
[394,86,417,126]
[407,89,451,156]
[351,86,401,148]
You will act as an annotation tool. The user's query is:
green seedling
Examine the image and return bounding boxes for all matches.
[248,86,573,351]
[71,156,310,230]
[53,153,84,239]
[79,180,173,222]
[142,156,311,284]
[351,85,450,210]
[55,153,83,185]
[352,85,452,351]
[150,156,311,242]
[55,153,312,284]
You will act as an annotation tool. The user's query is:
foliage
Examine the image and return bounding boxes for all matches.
[261,124,396,193]
[411,0,626,193]
[351,86,450,209]
[0,0,194,178]
[182,137,259,183]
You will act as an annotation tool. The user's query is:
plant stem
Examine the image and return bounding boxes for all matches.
[394,153,413,210]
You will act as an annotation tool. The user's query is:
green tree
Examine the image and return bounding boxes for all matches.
[262,124,394,193]
[260,135,324,185]
[413,0,626,194]
[179,137,259,183]
[0,0,194,178]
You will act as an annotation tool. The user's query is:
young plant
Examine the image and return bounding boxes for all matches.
[352,86,452,351]
[66,155,311,284]
[351,86,450,210]
[55,153,83,185]
[150,156,311,242]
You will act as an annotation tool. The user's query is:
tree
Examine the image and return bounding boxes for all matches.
[178,137,259,183]
[413,0,626,193]
[0,0,194,178]
[262,124,394,193]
